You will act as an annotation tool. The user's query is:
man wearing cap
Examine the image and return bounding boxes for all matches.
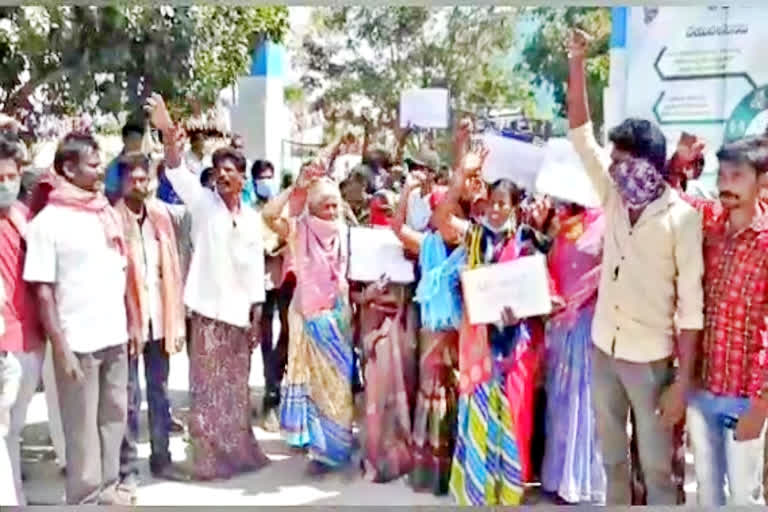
[404,149,443,232]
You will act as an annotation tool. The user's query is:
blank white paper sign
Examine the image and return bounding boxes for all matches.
[399,88,449,129]
[348,227,415,283]
[480,133,546,190]
[535,138,601,208]
[461,254,552,325]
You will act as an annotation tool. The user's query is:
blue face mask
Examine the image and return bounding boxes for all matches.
[255,178,278,199]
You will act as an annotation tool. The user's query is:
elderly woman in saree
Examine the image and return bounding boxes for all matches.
[540,201,607,504]
[263,166,355,473]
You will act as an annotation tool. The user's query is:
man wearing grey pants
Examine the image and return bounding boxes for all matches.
[567,31,704,505]
[24,132,130,505]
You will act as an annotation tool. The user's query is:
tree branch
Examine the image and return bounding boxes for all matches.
[3,48,91,116]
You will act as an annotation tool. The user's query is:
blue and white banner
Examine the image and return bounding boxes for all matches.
[610,6,768,189]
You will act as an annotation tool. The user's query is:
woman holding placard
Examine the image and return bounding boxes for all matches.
[432,146,553,506]
[262,165,355,474]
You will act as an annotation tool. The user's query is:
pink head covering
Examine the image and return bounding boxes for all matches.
[295,179,347,315]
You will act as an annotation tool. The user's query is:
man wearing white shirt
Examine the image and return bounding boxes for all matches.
[147,94,269,479]
[24,132,130,505]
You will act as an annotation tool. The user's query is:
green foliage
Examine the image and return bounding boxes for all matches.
[298,6,535,153]
[0,5,288,134]
[187,6,289,110]
[284,84,305,106]
[517,7,611,132]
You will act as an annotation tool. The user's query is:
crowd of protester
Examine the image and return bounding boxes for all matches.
[0,30,767,506]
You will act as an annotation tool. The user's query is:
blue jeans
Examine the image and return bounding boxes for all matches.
[687,390,766,505]
[119,339,172,477]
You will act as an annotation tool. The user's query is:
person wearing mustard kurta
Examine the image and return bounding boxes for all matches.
[566,29,704,506]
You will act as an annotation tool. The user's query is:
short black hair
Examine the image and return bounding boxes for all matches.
[0,130,24,167]
[212,147,247,174]
[489,179,522,205]
[716,136,768,174]
[117,154,151,183]
[189,130,206,143]
[53,132,100,176]
[251,159,274,181]
[608,118,667,173]
[200,166,214,186]
[122,122,145,140]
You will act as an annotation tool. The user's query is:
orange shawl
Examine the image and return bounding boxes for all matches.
[47,180,125,256]
[117,199,185,354]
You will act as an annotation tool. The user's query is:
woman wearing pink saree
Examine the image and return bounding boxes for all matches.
[263,170,355,473]
[541,203,607,504]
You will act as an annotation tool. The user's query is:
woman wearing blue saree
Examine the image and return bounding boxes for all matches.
[263,167,355,473]
[433,148,553,506]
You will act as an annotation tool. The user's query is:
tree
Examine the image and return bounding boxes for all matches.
[517,7,610,133]
[295,6,535,160]
[0,6,288,135]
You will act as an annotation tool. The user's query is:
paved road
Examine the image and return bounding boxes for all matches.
[20,348,697,505]
[21,350,454,506]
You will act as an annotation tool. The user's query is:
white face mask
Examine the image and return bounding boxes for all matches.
[0,178,20,208]
[406,189,432,232]
[481,214,514,235]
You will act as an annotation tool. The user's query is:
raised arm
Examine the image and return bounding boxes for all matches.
[262,186,295,241]
[567,30,591,131]
[390,173,426,256]
[566,29,612,205]
[452,117,472,170]
[434,147,487,244]
[262,163,318,240]
[145,94,208,211]
[393,124,413,166]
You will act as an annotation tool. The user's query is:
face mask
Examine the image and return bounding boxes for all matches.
[0,178,21,208]
[407,190,432,232]
[608,157,665,210]
[481,213,514,235]
[255,179,278,199]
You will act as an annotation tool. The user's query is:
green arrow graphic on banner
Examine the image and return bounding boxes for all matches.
[724,85,768,143]
[654,46,757,88]
[652,91,728,126]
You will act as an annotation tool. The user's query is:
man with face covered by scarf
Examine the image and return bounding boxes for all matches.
[566,30,704,506]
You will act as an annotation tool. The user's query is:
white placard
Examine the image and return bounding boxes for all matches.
[460,254,552,325]
[536,138,601,208]
[480,133,546,190]
[399,88,449,129]
[348,227,415,284]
